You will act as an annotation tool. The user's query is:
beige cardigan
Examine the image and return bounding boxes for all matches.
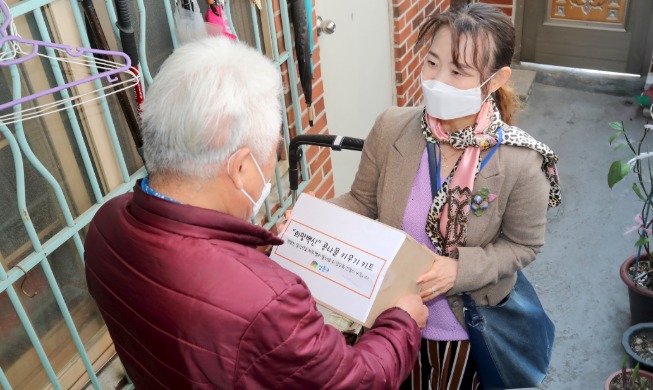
[331,106,550,326]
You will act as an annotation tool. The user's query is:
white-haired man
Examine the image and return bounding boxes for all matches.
[85,37,427,389]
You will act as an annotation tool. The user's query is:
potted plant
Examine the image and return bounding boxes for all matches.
[605,357,653,390]
[623,323,653,373]
[608,119,653,324]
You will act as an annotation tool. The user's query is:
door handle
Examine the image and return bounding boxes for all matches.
[316,16,336,36]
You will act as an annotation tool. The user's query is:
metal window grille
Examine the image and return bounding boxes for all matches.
[0,0,309,388]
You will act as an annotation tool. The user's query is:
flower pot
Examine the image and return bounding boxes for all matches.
[623,323,653,373]
[605,368,653,390]
[620,255,653,325]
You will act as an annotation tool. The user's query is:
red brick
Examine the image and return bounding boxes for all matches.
[396,53,411,73]
[412,12,424,31]
[426,0,438,16]
[394,24,412,46]
[305,145,319,162]
[396,70,404,84]
[393,0,412,18]
[312,109,328,132]
[409,78,420,97]
[313,63,322,81]
[407,30,420,52]
[394,43,408,60]
[301,110,310,129]
[315,172,334,199]
[397,66,412,84]
[313,79,324,99]
[407,55,421,78]
[314,97,325,116]
[322,157,332,174]
[395,15,407,31]
[404,3,419,26]
[310,147,330,174]
[305,168,324,192]
[325,186,335,200]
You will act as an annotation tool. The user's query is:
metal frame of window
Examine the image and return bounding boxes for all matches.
[0,0,309,388]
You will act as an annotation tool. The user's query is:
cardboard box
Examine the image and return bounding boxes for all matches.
[270,194,434,328]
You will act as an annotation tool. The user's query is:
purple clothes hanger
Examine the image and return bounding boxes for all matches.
[0,0,135,115]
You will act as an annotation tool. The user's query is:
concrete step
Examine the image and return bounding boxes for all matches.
[510,67,537,102]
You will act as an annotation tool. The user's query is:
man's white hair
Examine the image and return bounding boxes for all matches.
[141,37,282,179]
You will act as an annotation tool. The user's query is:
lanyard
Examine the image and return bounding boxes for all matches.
[140,177,182,204]
[426,127,503,198]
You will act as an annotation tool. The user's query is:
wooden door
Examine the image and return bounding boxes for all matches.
[520,0,653,75]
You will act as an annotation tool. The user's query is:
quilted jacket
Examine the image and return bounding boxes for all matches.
[84,182,421,389]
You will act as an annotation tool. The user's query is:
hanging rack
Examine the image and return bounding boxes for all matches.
[0,0,139,125]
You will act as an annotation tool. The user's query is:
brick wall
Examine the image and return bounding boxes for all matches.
[271,0,335,204]
[392,0,451,107]
[391,0,515,107]
[478,0,514,16]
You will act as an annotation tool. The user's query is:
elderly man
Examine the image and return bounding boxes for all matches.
[84,37,427,389]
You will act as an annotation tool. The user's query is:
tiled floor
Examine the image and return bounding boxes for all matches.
[519,77,649,389]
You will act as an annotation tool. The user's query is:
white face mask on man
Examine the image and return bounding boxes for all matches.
[421,73,496,120]
[228,152,271,218]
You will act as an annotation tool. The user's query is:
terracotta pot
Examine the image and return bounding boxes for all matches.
[620,255,653,325]
[623,323,653,373]
[605,368,653,390]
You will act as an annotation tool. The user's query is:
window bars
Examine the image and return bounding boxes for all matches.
[0,0,310,388]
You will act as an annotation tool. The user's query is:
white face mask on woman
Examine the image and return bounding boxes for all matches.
[421,73,496,120]
[228,153,271,218]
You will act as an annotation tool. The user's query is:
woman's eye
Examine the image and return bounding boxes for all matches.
[427,60,437,67]
[452,70,461,76]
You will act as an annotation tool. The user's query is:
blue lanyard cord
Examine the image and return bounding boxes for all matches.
[479,127,503,172]
[426,127,503,199]
[426,141,440,197]
[141,177,182,204]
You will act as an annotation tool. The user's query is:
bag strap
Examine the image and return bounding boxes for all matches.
[462,293,483,326]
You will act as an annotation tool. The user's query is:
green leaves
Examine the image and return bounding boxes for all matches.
[609,121,625,149]
[633,183,646,201]
[635,237,651,247]
[609,121,624,131]
[608,160,631,188]
[610,131,622,145]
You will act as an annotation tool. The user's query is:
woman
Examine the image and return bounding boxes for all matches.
[332,3,561,389]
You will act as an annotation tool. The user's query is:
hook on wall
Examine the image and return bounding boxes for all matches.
[14,264,39,298]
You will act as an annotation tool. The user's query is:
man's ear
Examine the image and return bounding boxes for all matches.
[227,147,251,190]
[488,66,512,94]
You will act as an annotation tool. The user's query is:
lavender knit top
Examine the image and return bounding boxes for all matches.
[400,149,468,341]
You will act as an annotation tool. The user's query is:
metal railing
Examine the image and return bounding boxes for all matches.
[0,0,309,388]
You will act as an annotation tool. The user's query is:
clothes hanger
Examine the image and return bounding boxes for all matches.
[0,0,139,125]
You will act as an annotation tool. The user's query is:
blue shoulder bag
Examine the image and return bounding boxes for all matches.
[461,271,555,389]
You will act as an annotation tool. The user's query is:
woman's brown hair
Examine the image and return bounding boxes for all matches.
[417,3,521,125]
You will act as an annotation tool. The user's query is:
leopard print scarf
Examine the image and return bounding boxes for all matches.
[422,99,561,257]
